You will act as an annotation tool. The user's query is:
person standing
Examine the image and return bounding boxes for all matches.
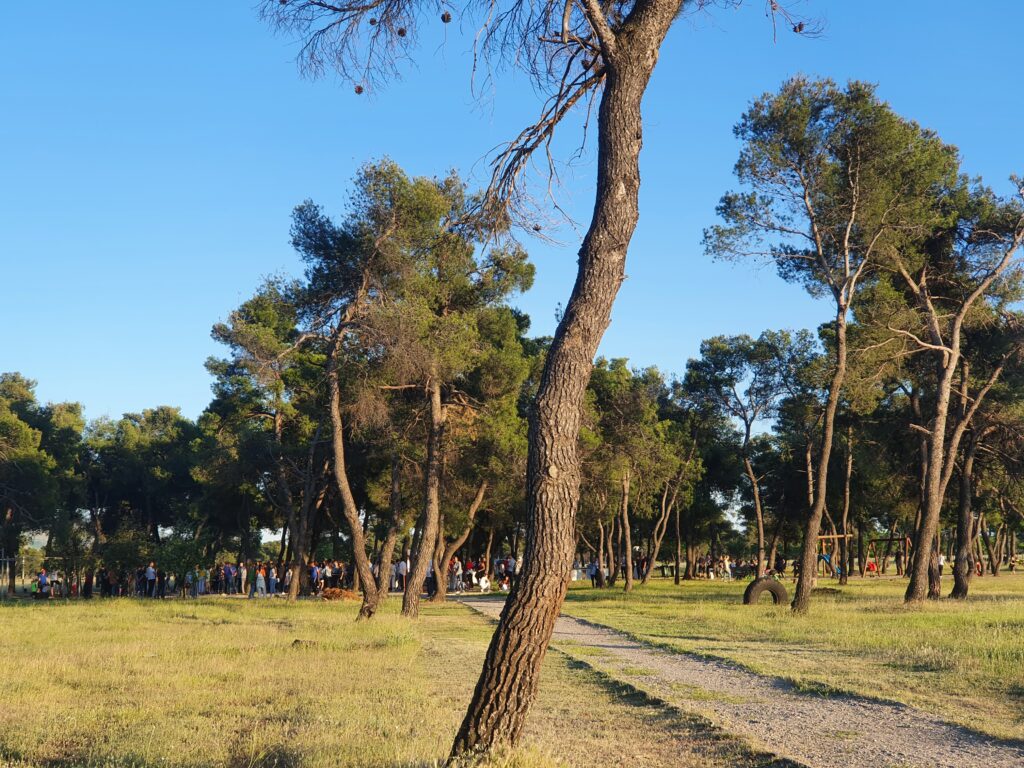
[268,564,278,595]
[397,558,408,592]
[145,562,157,598]
[255,563,267,598]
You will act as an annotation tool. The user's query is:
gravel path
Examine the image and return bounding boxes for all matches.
[462,597,1024,768]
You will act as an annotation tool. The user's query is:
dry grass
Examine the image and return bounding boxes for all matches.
[562,573,1024,740]
[0,596,787,768]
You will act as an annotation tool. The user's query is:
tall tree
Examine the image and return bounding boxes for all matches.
[865,183,1024,602]
[289,160,532,617]
[705,78,956,611]
[685,330,810,576]
[260,0,813,752]
[0,374,57,593]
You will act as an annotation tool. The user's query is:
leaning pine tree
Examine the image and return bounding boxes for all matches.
[260,0,815,756]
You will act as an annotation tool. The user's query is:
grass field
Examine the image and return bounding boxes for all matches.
[0,596,787,768]
[562,573,1024,741]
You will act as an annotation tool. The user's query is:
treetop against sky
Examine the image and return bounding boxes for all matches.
[2,1,1021,420]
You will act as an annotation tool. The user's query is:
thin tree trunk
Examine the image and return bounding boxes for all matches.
[621,469,634,593]
[673,503,682,585]
[981,516,999,576]
[643,473,680,585]
[483,527,494,578]
[743,454,766,577]
[453,33,674,753]
[326,333,381,619]
[857,522,866,578]
[403,377,445,618]
[608,514,621,587]
[432,480,488,604]
[3,507,17,595]
[906,346,1009,601]
[375,454,404,599]
[793,305,848,613]
[839,426,853,585]
[950,435,978,599]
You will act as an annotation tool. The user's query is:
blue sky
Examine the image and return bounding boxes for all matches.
[2,1,1021,421]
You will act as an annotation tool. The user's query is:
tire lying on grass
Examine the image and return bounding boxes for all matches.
[743,577,788,605]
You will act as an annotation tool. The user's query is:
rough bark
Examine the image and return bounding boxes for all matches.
[903,230,1020,602]
[326,334,381,619]
[950,434,978,599]
[402,377,445,617]
[452,18,674,753]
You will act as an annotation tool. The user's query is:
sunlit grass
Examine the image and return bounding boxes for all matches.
[0,596,785,768]
[563,574,1024,740]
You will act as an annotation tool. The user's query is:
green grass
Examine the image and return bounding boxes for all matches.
[0,596,789,768]
[562,573,1024,740]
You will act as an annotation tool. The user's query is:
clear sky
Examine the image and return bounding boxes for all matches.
[2,1,1021,421]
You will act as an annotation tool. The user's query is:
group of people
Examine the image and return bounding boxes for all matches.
[382,554,518,595]
[29,559,347,600]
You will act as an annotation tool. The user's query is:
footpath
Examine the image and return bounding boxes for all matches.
[462,597,1024,768]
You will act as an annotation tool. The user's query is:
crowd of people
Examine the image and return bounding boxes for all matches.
[27,554,524,600]
[30,550,1022,599]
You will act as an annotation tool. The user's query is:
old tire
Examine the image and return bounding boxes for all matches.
[743,577,788,605]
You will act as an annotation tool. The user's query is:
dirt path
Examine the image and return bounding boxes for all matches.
[462,597,1024,768]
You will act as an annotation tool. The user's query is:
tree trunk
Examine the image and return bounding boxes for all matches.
[452,33,672,754]
[375,454,404,599]
[432,480,488,604]
[839,426,853,586]
[673,503,681,585]
[981,517,999,576]
[483,527,494,579]
[857,522,866,578]
[793,305,848,612]
[596,520,606,587]
[950,435,977,599]
[403,377,446,618]
[743,454,766,577]
[608,515,620,586]
[621,469,634,593]
[927,528,942,599]
[4,506,19,595]
[989,523,1006,576]
[643,474,679,585]
[326,333,381,619]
